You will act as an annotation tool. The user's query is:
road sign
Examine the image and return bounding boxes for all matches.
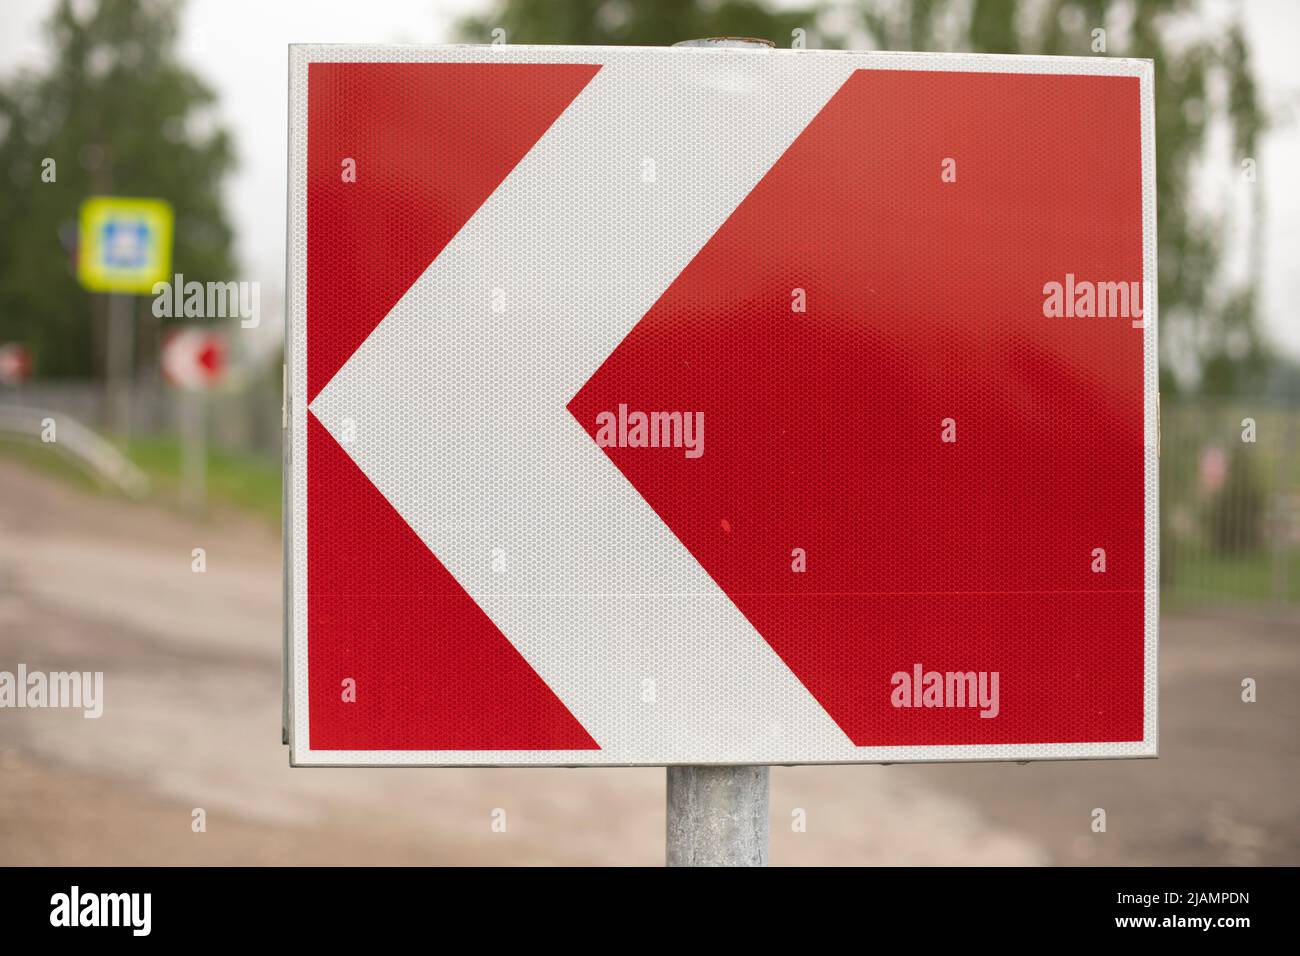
[77,196,174,294]
[285,46,1158,766]
[161,327,225,390]
[0,344,31,386]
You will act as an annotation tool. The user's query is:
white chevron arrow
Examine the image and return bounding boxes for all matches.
[308,52,861,762]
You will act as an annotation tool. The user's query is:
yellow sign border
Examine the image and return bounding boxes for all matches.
[77,196,174,294]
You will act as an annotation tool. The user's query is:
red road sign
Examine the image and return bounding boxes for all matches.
[162,327,225,390]
[286,46,1157,766]
[0,344,32,386]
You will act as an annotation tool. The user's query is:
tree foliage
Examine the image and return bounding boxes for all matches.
[0,0,237,377]
[460,0,1268,394]
[458,0,814,48]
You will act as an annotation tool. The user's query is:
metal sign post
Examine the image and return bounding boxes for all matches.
[665,37,777,870]
[667,765,769,867]
[105,292,135,438]
[77,196,174,439]
[179,386,206,513]
[161,327,226,513]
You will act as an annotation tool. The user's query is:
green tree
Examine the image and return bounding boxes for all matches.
[462,0,1268,395]
[0,0,237,377]
[457,0,819,50]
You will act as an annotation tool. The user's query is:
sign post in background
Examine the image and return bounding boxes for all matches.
[161,326,227,512]
[77,196,174,438]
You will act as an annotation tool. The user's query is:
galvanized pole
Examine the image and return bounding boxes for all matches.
[106,292,135,439]
[666,766,769,866]
[665,36,776,868]
[179,387,207,513]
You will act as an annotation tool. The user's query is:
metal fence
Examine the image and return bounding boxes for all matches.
[1162,399,1300,609]
[0,377,281,460]
[2,382,1296,609]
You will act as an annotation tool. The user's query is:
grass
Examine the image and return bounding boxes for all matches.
[0,433,281,525]
[3,433,1296,610]
[124,435,281,523]
[0,436,103,493]
[1163,550,1300,610]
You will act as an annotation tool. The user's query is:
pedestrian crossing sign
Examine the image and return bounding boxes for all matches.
[77,196,174,294]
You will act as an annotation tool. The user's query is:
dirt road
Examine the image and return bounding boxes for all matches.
[0,457,1295,865]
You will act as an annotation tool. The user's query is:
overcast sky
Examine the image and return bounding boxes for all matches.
[1,0,1297,360]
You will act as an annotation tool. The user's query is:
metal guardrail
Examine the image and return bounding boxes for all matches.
[0,379,281,459]
[0,404,150,498]
[0,386,1293,608]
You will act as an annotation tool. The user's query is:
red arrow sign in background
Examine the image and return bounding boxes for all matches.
[162,328,226,390]
[0,344,32,386]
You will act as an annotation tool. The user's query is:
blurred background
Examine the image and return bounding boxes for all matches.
[0,0,1296,865]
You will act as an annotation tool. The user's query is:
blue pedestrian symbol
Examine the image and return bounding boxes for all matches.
[101,219,152,270]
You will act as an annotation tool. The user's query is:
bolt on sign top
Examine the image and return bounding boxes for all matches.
[285,44,1157,767]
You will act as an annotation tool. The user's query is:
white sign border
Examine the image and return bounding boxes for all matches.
[285,44,1158,767]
